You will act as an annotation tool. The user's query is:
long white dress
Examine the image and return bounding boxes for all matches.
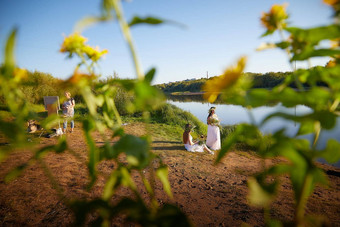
[206,114,221,150]
[184,134,205,153]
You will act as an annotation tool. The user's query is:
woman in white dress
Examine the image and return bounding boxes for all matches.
[206,107,221,151]
[183,124,213,154]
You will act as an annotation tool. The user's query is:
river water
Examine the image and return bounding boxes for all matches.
[167,96,340,168]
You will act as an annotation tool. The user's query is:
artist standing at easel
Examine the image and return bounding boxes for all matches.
[62,91,75,133]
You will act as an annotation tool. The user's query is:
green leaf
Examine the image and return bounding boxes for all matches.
[129,16,164,27]
[113,135,153,169]
[40,114,60,130]
[247,177,276,207]
[0,121,24,143]
[297,121,314,135]
[112,197,149,222]
[260,29,275,37]
[262,110,337,131]
[319,139,340,163]
[132,80,165,112]
[83,118,95,132]
[83,119,97,187]
[74,16,112,33]
[99,142,117,160]
[55,137,68,153]
[112,127,125,138]
[4,28,17,68]
[292,48,340,61]
[70,199,111,226]
[310,168,328,186]
[144,68,156,84]
[216,124,262,163]
[156,165,172,197]
[0,149,11,163]
[286,25,340,44]
[102,169,121,200]
[120,167,137,190]
[95,94,105,107]
[246,89,271,107]
[275,41,290,49]
[215,128,239,164]
[266,219,283,227]
[34,145,56,159]
[113,78,136,91]
[102,167,138,201]
[81,86,98,116]
[155,204,191,226]
[5,163,28,183]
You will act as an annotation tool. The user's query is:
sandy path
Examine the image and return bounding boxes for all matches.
[0,122,339,226]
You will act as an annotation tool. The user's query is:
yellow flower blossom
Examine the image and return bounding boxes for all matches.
[260,3,289,34]
[60,33,88,54]
[60,33,108,62]
[326,60,337,67]
[65,69,97,85]
[323,0,340,17]
[202,56,247,103]
[13,67,27,81]
[331,38,340,48]
[324,0,339,6]
[83,45,108,62]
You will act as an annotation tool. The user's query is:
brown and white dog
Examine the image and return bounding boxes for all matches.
[27,120,42,133]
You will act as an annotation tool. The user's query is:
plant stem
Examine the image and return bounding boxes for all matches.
[112,0,144,80]
[38,158,65,198]
[312,121,321,148]
[330,98,339,112]
[246,107,256,125]
[78,51,93,74]
[112,100,122,126]
[295,173,313,226]
[278,27,304,91]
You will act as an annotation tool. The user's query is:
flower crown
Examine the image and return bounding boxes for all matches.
[208,107,216,113]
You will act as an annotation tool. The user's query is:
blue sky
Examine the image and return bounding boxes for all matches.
[0,0,334,84]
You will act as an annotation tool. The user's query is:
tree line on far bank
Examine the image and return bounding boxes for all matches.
[155,71,325,93]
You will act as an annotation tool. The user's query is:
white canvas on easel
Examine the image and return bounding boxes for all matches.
[43,96,63,135]
[43,96,60,116]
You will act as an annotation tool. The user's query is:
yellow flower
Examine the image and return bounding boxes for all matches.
[65,69,97,85]
[60,33,88,54]
[13,67,27,81]
[324,0,339,6]
[331,38,340,48]
[326,60,337,67]
[202,56,247,103]
[323,0,340,17]
[260,3,289,33]
[83,45,108,62]
[60,33,108,62]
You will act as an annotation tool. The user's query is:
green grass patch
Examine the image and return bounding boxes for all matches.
[149,103,207,136]
[149,123,183,141]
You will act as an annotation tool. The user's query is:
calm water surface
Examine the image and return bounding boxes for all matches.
[168,96,340,168]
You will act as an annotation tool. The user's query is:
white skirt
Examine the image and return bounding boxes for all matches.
[184,143,205,153]
[206,125,221,150]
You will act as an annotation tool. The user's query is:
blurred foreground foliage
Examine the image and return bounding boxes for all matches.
[1,0,340,226]
[205,2,340,226]
[0,0,191,226]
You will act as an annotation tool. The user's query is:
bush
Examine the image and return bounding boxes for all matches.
[150,103,207,136]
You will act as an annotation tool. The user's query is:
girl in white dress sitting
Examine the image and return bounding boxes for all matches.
[206,107,221,151]
[183,124,213,154]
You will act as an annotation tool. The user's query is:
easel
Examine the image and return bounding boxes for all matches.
[43,96,63,135]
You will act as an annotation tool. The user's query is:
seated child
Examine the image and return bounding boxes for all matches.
[183,124,214,154]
